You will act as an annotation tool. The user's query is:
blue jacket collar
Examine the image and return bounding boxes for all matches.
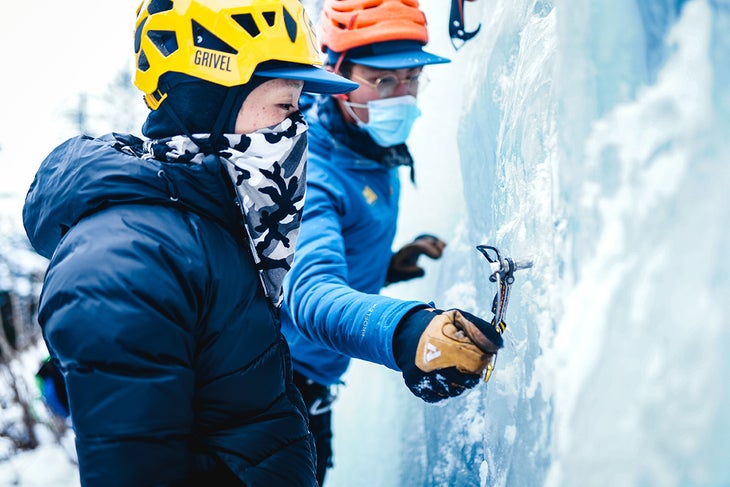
[304,95,415,180]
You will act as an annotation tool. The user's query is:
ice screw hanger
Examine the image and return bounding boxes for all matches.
[476,244,533,381]
[449,0,481,50]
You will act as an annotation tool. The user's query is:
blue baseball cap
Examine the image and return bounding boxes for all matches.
[255,61,359,94]
[326,40,450,70]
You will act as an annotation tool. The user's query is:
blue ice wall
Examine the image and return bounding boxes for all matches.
[324,1,729,486]
[398,0,730,486]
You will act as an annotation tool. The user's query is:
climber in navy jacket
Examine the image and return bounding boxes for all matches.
[22,1,356,485]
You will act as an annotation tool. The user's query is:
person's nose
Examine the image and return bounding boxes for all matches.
[392,80,411,97]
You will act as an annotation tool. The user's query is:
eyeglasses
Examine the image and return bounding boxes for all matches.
[350,72,427,97]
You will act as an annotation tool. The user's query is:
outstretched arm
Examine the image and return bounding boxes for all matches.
[284,181,425,371]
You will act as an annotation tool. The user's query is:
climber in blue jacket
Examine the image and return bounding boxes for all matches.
[22,0,356,485]
[281,0,504,484]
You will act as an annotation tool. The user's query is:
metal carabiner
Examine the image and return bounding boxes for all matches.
[476,244,533,381]
[449,0,482,50]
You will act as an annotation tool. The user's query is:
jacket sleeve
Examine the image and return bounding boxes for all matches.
[283,178,425,372]
[38,206,200,487]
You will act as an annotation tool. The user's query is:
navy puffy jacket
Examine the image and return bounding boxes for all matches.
[23,134,316,486]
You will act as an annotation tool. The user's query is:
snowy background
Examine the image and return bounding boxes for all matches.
[1,0,729,486]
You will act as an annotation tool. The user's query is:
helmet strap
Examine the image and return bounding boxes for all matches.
[210,85,244,145]
[159,101,210,150]
[333,50,348,75]
[330,12,360,100]
[333,12,359,75]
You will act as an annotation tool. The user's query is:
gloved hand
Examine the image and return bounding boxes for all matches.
[393,307,503,403]
[385,234,446,285]
[36,359,70,419]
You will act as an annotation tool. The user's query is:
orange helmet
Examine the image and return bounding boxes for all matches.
[320,0,428,53]
[319,0,448,69]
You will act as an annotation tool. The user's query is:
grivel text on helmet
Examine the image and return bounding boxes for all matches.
[193,49,232,72]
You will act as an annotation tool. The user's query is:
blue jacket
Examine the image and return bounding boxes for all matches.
[281,96,426,386]
[23,134,316,487]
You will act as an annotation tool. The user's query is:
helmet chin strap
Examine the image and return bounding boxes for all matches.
[332,12,358,76]
[210,85,244,144]
[328,63,350,102]
[159,101,207,147]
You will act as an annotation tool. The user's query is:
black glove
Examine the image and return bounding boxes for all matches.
[385,234,446,285]
[393,307,503,403]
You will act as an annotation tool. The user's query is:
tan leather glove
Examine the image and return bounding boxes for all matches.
[414,309,501,375]
[393,308,503,403]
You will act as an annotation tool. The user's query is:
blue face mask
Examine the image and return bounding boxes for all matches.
[344,95,422,147]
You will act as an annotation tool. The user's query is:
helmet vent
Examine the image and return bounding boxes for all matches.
[192,20,238,54]
[282,7,297,42]
[232,13,261,38]
[138,50,150,72]
[147,0,173,15]
[147,30,179,56]
[134,18,147,53]
[262,11,276,27]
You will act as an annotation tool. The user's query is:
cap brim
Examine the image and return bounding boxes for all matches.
[256,65,358,94]
[349,49,450,70]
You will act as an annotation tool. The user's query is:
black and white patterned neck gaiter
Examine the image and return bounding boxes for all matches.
[143,112,308,306]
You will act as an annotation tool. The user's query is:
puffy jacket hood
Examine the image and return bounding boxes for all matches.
[24,133,241,259]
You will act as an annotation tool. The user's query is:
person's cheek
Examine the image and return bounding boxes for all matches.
[273,107,292,126]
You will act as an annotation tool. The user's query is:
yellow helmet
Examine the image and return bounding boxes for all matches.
[134,0,355,109]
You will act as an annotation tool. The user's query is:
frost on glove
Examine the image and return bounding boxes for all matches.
[393,308,503,403]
